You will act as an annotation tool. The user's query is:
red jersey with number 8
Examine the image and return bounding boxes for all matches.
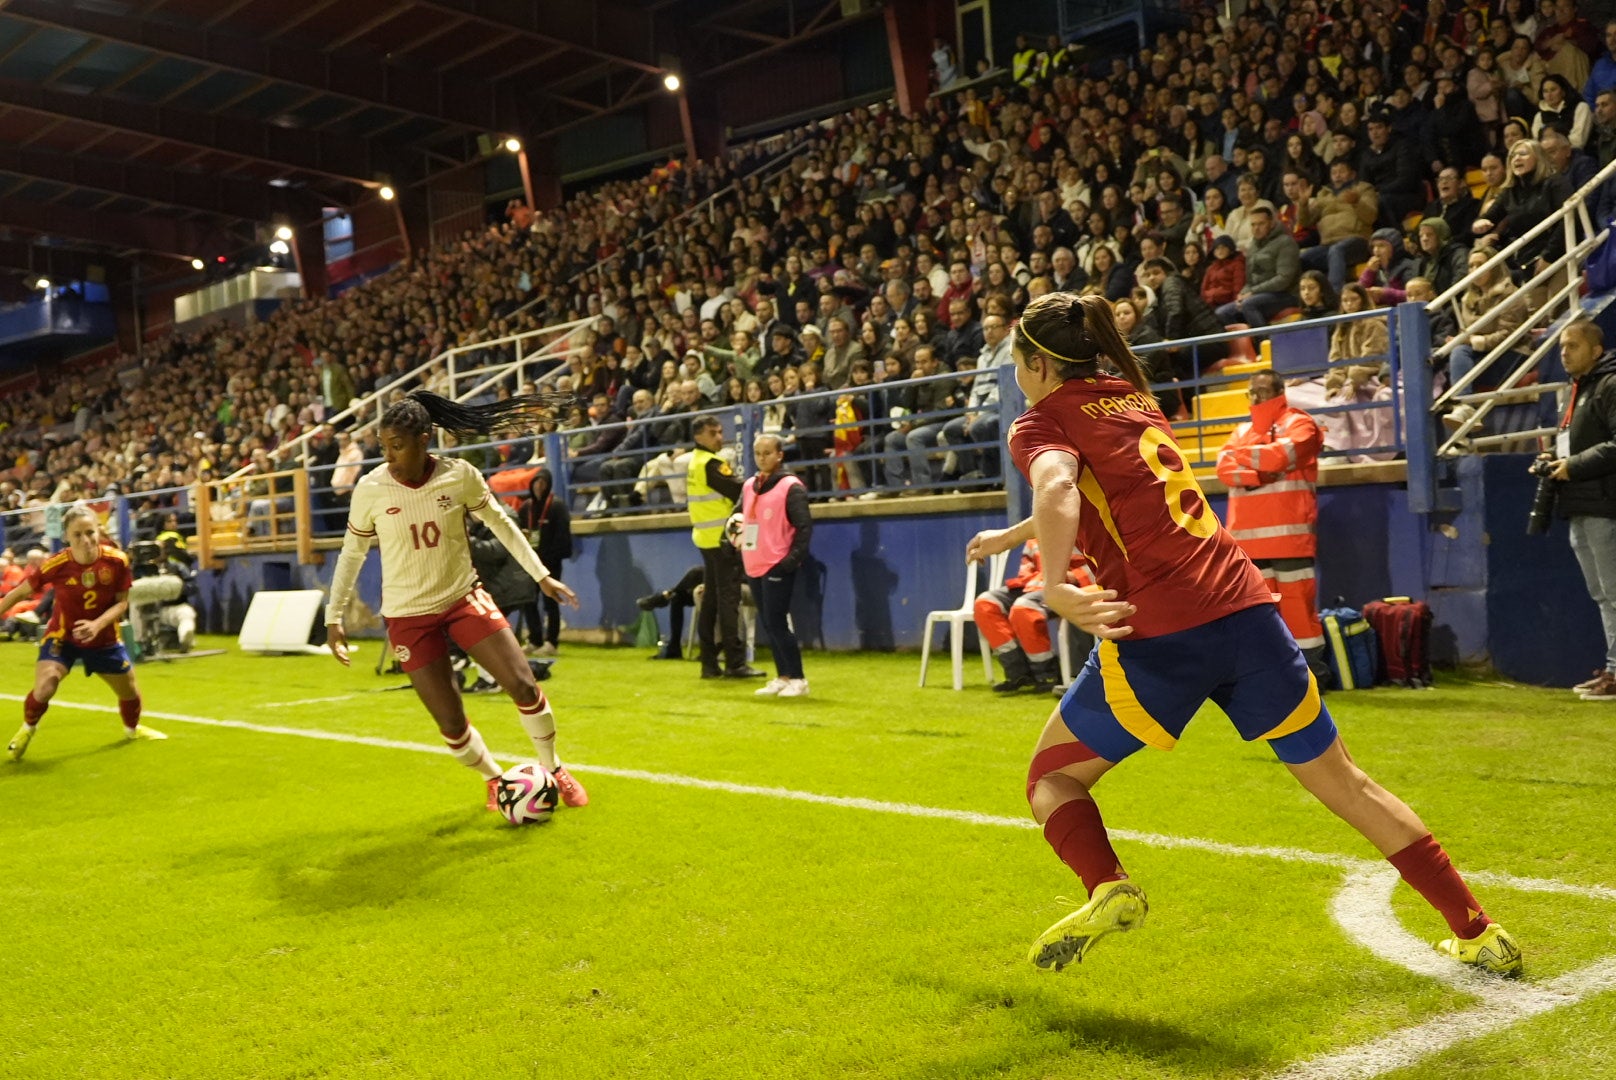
[26,545,132,650]
[1007,375,1272,639]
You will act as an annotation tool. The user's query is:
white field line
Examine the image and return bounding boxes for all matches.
[5,694,1613,903]
[9,694,1616,1079]
[255,695,359,710]
[1277,868,1616,1079]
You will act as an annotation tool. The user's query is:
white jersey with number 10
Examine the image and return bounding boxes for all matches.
[342,455,500,619]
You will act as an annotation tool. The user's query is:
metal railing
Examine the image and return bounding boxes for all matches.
[224,312,597,484]
[1421,152,1616,457]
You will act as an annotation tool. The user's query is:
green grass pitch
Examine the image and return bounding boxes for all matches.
[1,639,1613,1079]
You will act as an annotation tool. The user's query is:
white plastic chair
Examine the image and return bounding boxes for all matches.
[1056,619,1096,690]
[919,551,1010,690]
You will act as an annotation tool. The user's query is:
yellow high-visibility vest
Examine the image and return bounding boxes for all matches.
[687,447,731,549]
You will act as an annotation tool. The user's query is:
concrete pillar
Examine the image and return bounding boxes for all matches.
[677,80,724,165]
[885,0,950,118]
[291,221,328,300]
[527,138,562,211]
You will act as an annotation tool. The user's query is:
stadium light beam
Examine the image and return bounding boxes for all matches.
[662,72,681,92]
[33,276,49,290]
[504,137,522,153]
[191,258,205,270]
[378,185,396,201]
[268,240,290,255]
[273,225,294,241]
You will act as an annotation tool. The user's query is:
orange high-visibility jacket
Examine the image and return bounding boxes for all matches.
[1215,392,1323,560]
[1006,538,1098,592]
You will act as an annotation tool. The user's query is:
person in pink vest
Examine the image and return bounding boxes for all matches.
[736,433,814,698]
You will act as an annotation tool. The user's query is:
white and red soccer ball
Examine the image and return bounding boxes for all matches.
[494,763,559,825]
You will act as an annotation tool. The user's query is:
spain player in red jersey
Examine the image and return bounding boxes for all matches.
[0,505,165,761]
[325,391,589,813]
[968,293,1521,975]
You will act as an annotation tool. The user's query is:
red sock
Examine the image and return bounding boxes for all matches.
[23,693,46,724]
[1388,834,1489,939]
[119,696,142,731]
[1042,798,1128,896]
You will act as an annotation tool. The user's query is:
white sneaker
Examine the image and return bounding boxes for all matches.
[755,677,788,696]
[776,678,809,698]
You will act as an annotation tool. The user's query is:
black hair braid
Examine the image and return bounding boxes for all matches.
[381,389,573,442]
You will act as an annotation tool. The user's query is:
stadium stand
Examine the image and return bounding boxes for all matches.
[4,0,1615,547]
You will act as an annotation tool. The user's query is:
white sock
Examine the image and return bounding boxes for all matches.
[444,724,502,779]
[516,693,558,770]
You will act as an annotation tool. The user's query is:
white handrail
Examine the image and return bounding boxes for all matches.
[232,313,596,481]
[1429,152,1616,314]
[1436,273,1584,453]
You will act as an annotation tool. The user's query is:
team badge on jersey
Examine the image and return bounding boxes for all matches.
[82,572,94,588]
[393,643,412,663]
[437,494,453,510]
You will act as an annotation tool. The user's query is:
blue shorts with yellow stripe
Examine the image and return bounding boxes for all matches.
[38,635,133,678]
[1059,604,1337,766]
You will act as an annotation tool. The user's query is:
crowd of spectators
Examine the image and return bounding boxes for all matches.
[5,0,1616,537]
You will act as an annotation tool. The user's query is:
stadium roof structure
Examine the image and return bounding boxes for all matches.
[0,0,886,286]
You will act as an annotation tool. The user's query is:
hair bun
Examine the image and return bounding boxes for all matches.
[1065,295,1088,327]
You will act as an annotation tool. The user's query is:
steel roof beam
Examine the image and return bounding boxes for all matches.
[0,75,390,188]
[0,195,237,261]
[0,144,323,224]
[405,0,662,76]
[0,0,516,134]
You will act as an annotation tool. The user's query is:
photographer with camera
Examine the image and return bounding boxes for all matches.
[1537,321,1616,700]
[128,537,197,655]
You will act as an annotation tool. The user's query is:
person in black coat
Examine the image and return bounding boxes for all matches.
[1544,321,1616,697]
[1137,257,1229,387]
[516,468,572,654]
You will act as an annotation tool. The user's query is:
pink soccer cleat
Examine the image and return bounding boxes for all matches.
[551,765,589,807]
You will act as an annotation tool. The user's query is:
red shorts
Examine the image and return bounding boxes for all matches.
[385,588,509,673]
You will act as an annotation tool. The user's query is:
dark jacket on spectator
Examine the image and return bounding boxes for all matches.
[469,506,538,610]
[1412,219,1471,296]
[1245,229,1303,296]
[1559,349,1616,518]
[517,468,573,571]
[1421,191,1480,243]
[1358,135,1424,204]
[941,319,985,364]
[1150,274,1226,341]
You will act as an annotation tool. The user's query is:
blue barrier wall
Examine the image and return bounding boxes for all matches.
[191,464,1603,682]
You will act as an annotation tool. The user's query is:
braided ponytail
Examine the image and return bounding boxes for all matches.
[380,389,572,442]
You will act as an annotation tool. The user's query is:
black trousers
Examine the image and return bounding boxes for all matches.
[698,543,746,671]
[664,565,705,650]
[517,572,562,648]
[750,568,803,678]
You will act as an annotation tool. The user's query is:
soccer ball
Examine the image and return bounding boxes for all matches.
[493,763,559,825]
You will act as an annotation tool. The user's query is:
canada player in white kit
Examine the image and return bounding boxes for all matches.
[326,391,588,811]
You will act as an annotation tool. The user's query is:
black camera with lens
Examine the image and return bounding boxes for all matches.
[1527,456,1560,535]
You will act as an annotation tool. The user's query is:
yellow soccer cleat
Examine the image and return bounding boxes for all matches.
[1437,922,1523,977]
[7,723,35,762]
[1028,879,1149,971]
[124,724,167,742]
